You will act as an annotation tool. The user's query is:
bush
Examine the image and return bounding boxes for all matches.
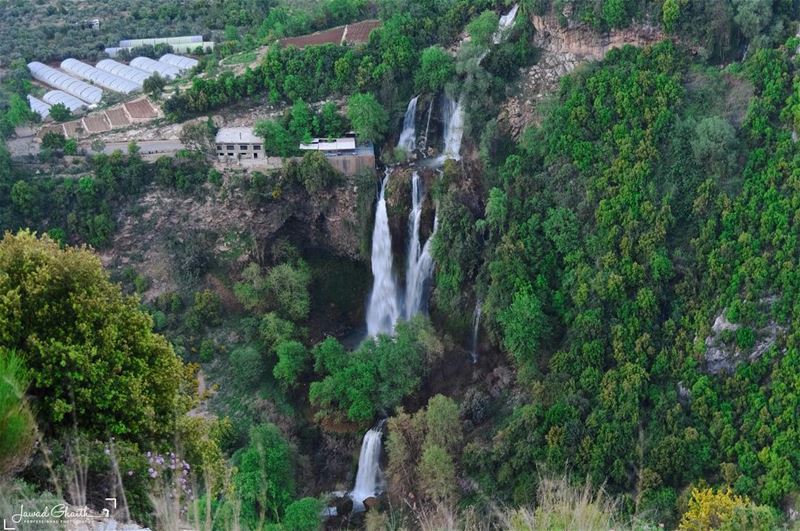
[0,350,36,476]
[266,262,312,321]
[199,339,217,362]
[283,497,323,531]
[273,340,309,389]
[229,345,266,389]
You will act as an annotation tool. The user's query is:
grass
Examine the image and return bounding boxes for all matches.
[221,51,258,66]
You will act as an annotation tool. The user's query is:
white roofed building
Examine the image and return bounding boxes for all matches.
[27,62,103,104]
[215,127,264,161]
[159,54,199,72]
[43,90,88,112]
[27,95,51,119]
[130,57,181,80]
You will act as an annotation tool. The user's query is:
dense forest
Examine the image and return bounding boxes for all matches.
[2,0,800,530]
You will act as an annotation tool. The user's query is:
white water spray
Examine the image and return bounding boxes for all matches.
[350,424,385,511]
[405,173,437,318]
[493,4,519,44]
[397,95,419,153]
[470,301,482,363]
[440,94,465,162]
[366,170,401,337]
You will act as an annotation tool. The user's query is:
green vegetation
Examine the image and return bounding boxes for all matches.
[0,231,186,441]
[3,0,800,529]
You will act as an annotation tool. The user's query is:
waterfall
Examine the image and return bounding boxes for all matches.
[397,95,419,153]
[350,423,385,512]
[493,4,519,44]
[366,169,401,337]
[440,94,465,162]
[470,301,482,363]
[404,173,437,319]
[422,96,434,151]
[406,212,438,318]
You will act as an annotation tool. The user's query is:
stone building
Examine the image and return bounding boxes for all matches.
[215,127,375,176]
[215,127,264,161]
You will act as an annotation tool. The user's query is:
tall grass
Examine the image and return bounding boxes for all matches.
[0,351,36,477]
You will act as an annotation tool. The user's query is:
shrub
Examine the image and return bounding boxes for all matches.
[273,340,309,389]
[229,345,265,389]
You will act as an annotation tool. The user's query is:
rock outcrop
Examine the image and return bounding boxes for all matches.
[703,301,785,374]
[101,173,365,300]
[502,14,665,137]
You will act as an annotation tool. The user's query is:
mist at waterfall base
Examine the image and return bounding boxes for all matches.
[350,424,385,512]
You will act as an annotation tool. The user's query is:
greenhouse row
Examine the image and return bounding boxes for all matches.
[27,62,102,104]
[27,95,51,119]
[130,57,180,80]
[119,35,202,48]
[61,58,140,95]
[158,53,199,72]
[96,59,151,86]
[43,90,87,112]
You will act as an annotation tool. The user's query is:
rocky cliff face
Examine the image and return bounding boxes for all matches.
[502,14,665,137]
[101,172,365,300]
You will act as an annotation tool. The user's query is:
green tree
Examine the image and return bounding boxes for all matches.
[234,423,295,527]
[691,116,736,178]
[416,46,455,93]
[6,94,34,126]
[424,394,462,455]
[466,10,499,47]
[266,261,311,321]
[0,231,185,442]
[288,100,315,143]
[417,445,456,505]
[144,73,166,98]
[48,103,72,122]
[273,340,309,389]
[255,119,297,156]
[41,131,67,150]
[315,101,346,138]
[346,93,388,143]
[282,497,322,531]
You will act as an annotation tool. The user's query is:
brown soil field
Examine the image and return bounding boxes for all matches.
[124,98,158,120]
[83,113,111,133]
[105,107,131,127]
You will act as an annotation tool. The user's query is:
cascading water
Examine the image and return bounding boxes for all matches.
[440,94,465,162]
[470,301,482,363]
[405,173,437,319]
[397,95,419,153]
[350,423,386,512]
[406,213,437,318]
[493,4,519,44]
[366,170,401,337]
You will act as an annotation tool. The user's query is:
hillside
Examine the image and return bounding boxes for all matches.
[1,0,800,530]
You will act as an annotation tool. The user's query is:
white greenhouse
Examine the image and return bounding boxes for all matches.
[96,59,151,87]
[158,53,199,72]
[43,90,87,112]
[61,58,140,94]
[130,57,180,80]
[119,35,203,48]
[170,42,214,54]
[27,95,51,119]
[27,62,102,104]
